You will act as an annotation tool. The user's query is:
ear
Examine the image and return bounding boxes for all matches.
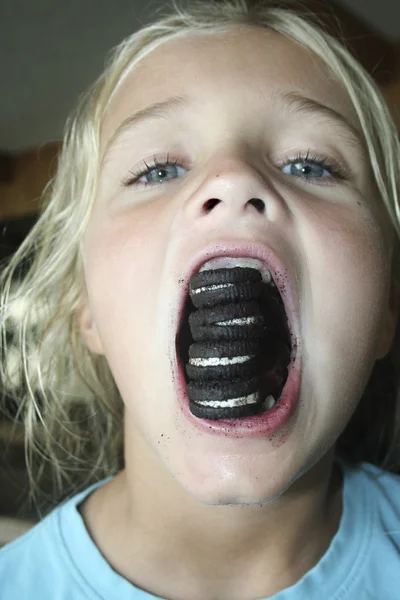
[77,293,104,355]
[376,280,400,359]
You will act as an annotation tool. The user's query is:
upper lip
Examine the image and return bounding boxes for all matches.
[176,239,300,345]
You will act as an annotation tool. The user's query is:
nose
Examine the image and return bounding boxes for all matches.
[183,157,287,223]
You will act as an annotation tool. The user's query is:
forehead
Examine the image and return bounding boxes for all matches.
[101,27,359,146]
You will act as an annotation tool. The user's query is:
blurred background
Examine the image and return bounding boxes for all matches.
[1,0,400,543]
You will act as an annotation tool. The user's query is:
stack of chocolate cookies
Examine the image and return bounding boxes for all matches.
[186,266,269,420]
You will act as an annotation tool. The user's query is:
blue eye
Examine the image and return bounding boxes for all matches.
[124,156,187,187]
[139,163,186,184]
[282,160,332,179]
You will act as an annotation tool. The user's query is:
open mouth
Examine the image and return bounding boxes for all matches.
[176,256,294,421]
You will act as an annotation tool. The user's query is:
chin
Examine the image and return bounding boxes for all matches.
[183,477,289,507]
[170,453,298,507]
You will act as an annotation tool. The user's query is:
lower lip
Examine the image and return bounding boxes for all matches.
[176,357,301,438]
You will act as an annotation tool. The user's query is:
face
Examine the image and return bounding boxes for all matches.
[80,28,396,505]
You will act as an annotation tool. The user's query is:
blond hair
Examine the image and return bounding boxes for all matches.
[1,0,400,513]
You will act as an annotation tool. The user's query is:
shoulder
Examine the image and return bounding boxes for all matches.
[342,461,400,598]
[0,510,75,599]
[343,461,400,540]
[353,461,400,516]
[0,480,109,600]
[360,462,400,548]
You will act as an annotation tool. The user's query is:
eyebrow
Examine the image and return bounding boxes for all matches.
[102,95,191,160]
[277,90,364,152]
[102,89,365,160]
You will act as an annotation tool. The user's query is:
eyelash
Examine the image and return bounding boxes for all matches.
[280,150,350,182]
[122,154,182,187]
[122,150,350,188]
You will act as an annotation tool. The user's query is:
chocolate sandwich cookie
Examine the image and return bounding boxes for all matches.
[186,339,261,381]
[189,267,263,309]
[188,300,265,341]
[187,376,263,420]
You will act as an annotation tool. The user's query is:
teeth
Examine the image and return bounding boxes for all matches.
[199,256,274,285]
[264,395,276,410]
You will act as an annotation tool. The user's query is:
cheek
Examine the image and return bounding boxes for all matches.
[317,215,386,326]
[299,203,389,403]
[82,214,168,373]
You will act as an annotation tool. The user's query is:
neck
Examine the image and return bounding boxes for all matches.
[81,432,343,600]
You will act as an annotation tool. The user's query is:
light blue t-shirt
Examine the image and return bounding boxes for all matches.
[0,460,399,599]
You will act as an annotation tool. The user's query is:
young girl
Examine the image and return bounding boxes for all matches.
[1,0,400,597]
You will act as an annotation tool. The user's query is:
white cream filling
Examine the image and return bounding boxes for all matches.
[196,392,259,408]
[189,355,254,367]
[215,316,259,326]
[190,283,235,295]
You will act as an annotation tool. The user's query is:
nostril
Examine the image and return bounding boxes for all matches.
[202,197,265,214]
[203,198,221,213]
[248,198,265,213]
